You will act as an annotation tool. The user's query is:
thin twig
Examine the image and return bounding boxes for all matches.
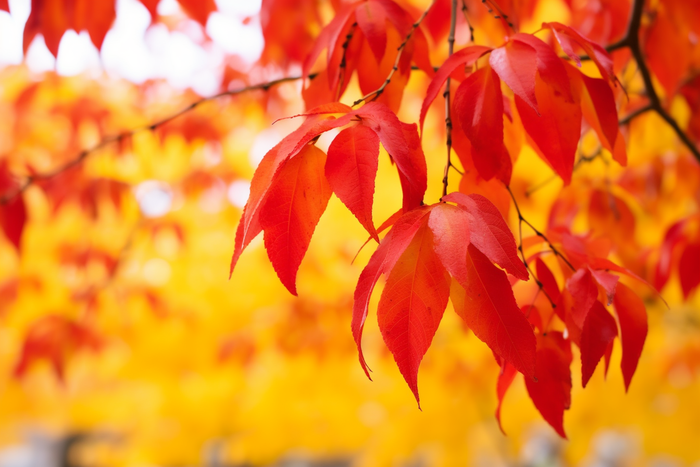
[441,0,459,199]
[505,186,557,307]
[619,104,653,126]
[460,0,475,42]
[506,185,576,272]
[336,23,358,101]
[480,0,516,33]
[576,0,700,161]
[0,74,316,205]
[352,0,436,107]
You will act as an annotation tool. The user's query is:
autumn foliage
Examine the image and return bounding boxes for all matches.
[1,0,700,462]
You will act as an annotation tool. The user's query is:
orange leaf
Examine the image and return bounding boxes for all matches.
[453,244,536,378]
[352,207,431,378]
[612,283,647,391]
[377,221,451,406]
[490,40,539,112]
[326,125,381,240]
[259,145,332,296]
[580,300,618,387]
[525,332,572,438]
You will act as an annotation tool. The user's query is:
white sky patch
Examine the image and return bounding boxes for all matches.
[0,0,29,65]
[249,127,284,167]
[0,0,265,93]
[316,128,340,153]
[207,12,263,64]
[227,180,250,208]
[56,31,102,76]
[136,180,173,217]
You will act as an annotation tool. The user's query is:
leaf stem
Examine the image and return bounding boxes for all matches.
[506,185,576,272]
[441,0,459,200]
[352,0,436,107]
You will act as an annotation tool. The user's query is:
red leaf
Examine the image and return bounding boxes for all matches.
[515,69,581,184]
[356,1,387,63]
[326,125,380,240]
[24,0,69,56]
[0,0,8,12]
[230,135,304,276]
[580,300,618,387]
[0,194,26,252]
[490,40,539,112]
[303,2,360,76]
[590,268,619,305]
[453,244,536,378]
[177,0,217,27]
[679,242,700,299]
[495,360,517,433]
[428,203,470,287]
[352,207,431,377]
[513,33,573,103]
[535,257,561,304]
[453,66,506,181]
[654,219,687,291]
[544,22,615,84]
[259,145,332,295]
[443,192,529,280]
[644,6,688,94]
[356,102,427,210]
[377,221,451,406]
[0,162,27,252]
[419,45,492,132]
[525,332,572,438]
[566,268,598,327]
[73,0,116,50]
[612,283,647,391]
[372,0,433,75]
[138,0,159,18]
[15,315,102,382]
[579,72,625,165]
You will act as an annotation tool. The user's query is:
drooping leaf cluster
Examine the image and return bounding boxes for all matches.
[1,0,700,441]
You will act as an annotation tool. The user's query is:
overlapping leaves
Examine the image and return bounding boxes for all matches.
[227,11,657,438]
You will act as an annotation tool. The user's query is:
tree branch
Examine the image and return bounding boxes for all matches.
[0,74,314,205]
[506,185,576,272]
[441,0,459,200]
[505,185,558,308]
[578,0,700,161]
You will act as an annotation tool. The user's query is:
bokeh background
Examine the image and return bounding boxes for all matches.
[1,0,700,466]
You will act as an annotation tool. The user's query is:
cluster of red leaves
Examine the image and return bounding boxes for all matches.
[225,0,678,438]
[421,23,625,185]
[2,0,699,441]
[0,0,217,57]
[655,214,700,300]
[302,0,433,111]
[14,315,103,382]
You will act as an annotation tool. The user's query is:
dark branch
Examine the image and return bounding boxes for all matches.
[506,185,576,272]
[0,74,314,205]
[577,0,700,161]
